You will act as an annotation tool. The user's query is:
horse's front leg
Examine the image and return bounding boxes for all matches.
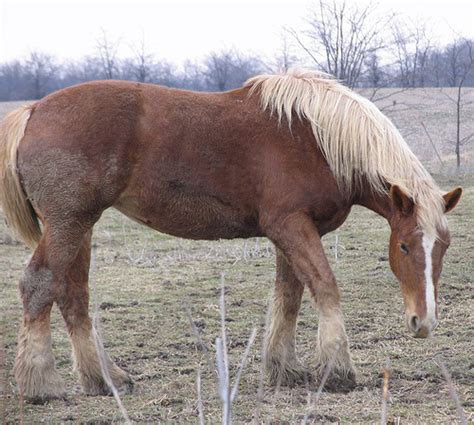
[265,212,356,391]
[265,248,307,386]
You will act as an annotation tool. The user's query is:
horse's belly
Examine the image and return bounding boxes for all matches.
[114,192,262,240]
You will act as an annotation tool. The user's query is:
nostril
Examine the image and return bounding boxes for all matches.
[409,315,420,332]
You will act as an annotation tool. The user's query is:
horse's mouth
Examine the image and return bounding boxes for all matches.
[406,314,438,338]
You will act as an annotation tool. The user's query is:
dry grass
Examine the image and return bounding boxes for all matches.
[0,92,473,423]
[359,87,474,174]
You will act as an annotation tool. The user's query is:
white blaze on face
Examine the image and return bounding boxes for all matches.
[422,233,436,320]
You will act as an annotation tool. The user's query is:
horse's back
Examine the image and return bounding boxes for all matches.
[116,84,269,239]
[16,80,345,240]
[16,81,269,237]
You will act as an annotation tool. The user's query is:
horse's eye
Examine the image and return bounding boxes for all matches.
[400,243,409,255]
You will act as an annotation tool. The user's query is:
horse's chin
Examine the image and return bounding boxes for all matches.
[410,328,431,338]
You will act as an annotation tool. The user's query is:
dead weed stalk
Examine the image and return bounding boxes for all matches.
[435,357,467,425]
[91,246,132,424]
[380,358,391,425]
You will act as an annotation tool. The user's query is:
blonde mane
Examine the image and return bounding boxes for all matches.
[245,69,446,236]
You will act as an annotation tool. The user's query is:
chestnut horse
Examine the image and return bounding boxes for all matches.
[0,70,462,402]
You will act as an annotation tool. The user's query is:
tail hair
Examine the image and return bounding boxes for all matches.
[0,105,41,248]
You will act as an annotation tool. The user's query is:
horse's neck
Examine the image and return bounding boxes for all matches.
[354,187,393,222]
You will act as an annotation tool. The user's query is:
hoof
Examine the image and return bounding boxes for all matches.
[81,369,134,396]
[15,363,67,403]
[26,391,67,405]
[112,374,134,396]
[317,365,357,393]
[267,358,312,387]
[20,378,67,404]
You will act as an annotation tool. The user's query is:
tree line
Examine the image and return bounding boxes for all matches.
[1,0,473,101]
[0,47,265,101]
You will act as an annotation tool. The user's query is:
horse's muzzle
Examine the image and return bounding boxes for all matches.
[406,313,438,338]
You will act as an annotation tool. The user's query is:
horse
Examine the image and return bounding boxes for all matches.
[0,70,462,403]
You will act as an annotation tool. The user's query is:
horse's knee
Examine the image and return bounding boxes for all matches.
[274,249,304,318]
[19,266,55,320]
[274,285,302,318]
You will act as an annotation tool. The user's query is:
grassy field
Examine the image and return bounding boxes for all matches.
[0,90,473,423]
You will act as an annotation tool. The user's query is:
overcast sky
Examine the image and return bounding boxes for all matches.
[1,0,473,65]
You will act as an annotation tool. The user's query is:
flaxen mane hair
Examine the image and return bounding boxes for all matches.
[245,69,446,237]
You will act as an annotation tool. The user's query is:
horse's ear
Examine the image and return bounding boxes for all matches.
[443,187,462,213]
[390,185,414,215]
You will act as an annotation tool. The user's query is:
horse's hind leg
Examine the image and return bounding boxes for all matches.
[13,238,63,403]
[56,230,132,396]
[13,225,86,403]
[265,248,307,386]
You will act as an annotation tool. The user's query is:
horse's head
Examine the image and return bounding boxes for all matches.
[388,185,462,338]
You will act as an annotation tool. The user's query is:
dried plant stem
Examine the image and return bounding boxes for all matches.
[184,303,214,372]
[91,326,131,424]
[380,359,391,425]
[219,274,230,380]
[217,273,231,424]
[268,350,285,422]
[196,367,205,425]
[302,344,340,424]
[91,247,131,425]
[300,372,311,425]
[435,358,467,425]
[253,298,272,425]
[313,344,340,406]
[216,274,257,425]
[0,321,6,424]
[420,121,444,165]
[231,328,257,402]
[216,337,230,424]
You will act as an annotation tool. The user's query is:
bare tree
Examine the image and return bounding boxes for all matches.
[392,20,432,87]
[415,26,432,87]
[428,49,446,87]
[288,0,392,88]
[129,35,155,83]
[272,33,298,72]
[181,60,206,91]
[204,50,236,91]
[232,54,263,87]
[392,25,412,86]
[364,52,383,87]
[0,60,29,100]
[442,39,474,169]
[96,29,120,79]
[153,61,179,87]
[25,52,58,99]
[62,57,103,86]
[204,49,262,91]
[445,38,473,88]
